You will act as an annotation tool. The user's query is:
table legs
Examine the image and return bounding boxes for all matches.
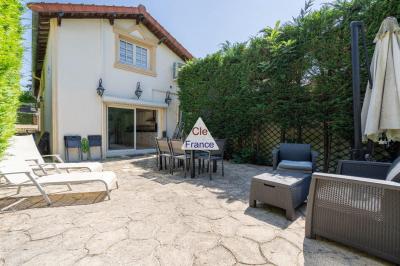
[190,150,195,178]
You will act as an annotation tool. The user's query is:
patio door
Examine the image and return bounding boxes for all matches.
[108,107,135,150]
[107,106,158,152]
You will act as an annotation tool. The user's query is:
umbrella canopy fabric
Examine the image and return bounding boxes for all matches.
[361,17,400,142]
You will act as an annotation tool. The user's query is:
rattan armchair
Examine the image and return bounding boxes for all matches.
[272,143,318,172]
[305,160,400,264]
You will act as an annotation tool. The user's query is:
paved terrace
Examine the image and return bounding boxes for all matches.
[0,156,390,265]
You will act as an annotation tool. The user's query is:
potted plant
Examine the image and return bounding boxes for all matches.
[81,137,90,161]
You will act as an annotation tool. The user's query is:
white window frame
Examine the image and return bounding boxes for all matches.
[119,39,149,70]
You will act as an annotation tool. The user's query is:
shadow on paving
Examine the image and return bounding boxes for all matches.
[301,237,392,265]
[0,191,108,212]
[127,155,295,229]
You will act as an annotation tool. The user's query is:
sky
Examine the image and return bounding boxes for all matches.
[21,0,333,88]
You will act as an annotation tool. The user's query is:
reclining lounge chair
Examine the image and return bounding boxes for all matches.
[8,135,102,174]
[0,158,118,206]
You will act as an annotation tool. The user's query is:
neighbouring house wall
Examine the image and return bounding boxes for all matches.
[53,18,183,159]
[39,19,55,151]
[42,39,52,134]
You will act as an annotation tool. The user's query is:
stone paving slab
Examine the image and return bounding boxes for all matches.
[0,155,392,265]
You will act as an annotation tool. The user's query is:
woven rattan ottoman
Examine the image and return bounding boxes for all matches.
[249,171,311,220]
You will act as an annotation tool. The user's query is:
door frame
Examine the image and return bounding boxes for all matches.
[105,103,159,156]
[106,104,136,152]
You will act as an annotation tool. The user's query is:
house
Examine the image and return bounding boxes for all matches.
[28,3,193,159]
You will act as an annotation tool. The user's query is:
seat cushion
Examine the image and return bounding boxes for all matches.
[278,160,313,173]
[386,157,400,182]
[280,143,311,161]
[37,171,117,188]
[52,162,103,172]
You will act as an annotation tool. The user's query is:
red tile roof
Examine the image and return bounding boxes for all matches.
[27,2,193,64]
[28,2,142,14]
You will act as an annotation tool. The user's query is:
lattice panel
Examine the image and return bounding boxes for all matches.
[229,123,393,173]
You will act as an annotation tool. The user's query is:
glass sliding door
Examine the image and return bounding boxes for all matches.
[108,107,135,150]
[136,108,157,149]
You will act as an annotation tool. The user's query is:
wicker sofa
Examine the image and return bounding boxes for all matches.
[305,160,400,264]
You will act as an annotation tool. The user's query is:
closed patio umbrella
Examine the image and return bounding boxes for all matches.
[361,17,400,142]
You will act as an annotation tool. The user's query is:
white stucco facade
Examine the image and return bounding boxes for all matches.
[39,18,185,159]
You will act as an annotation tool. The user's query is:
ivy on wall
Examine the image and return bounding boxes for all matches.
[178,0,400,168]
[0,0,23,158]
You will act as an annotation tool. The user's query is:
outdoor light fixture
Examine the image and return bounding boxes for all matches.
[165,86,172,105]
[96,78,105,97]
[135,81,143,99]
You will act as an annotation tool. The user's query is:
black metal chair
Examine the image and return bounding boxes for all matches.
[64,135,82,162]
[272,143,318,172]
[200,139,226,180]
[155,138,172,172]
[88,135,102,160]
[169,139,191,177]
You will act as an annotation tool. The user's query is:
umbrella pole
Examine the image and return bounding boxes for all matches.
[351,21,364,160]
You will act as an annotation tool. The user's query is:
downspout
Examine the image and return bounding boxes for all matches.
[32,73,43,134]
[32,73,41,98]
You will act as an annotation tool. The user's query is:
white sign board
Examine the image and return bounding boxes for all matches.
[182,117,219,150]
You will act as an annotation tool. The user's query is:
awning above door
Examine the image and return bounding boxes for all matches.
[102,95,168,109]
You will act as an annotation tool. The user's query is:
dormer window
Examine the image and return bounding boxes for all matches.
[114,26,157,77]
[119,39,148,70]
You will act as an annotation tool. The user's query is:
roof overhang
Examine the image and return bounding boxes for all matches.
[102,95,168,109]
[27,3,194,95]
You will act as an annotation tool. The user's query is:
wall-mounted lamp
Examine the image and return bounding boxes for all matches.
[97,78,105,97]
[165,90,172,106]
[135,82,143,99]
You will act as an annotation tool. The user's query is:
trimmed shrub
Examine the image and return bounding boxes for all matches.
[0,0,23,158]
[178,0,400,168]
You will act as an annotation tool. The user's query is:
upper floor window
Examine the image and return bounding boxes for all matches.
[119,39,148,70]
[114,26,157,77]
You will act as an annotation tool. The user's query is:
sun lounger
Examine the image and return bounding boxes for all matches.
[7,135,102,174]
[0,158,118,205]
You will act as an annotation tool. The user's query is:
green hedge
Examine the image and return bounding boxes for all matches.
[0,0,23,158]
[178,0,400,165]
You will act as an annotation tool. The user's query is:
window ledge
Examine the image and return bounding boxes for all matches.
[114,62,157,77]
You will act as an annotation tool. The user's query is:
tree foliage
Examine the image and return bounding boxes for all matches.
[178,0,400,165]
[0,0,23,158]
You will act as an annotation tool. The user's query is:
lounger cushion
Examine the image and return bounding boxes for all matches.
[278,160,313,173]
[386,157,400,182]
[41,162,103,172]
[37,171,116,188]
[8,135,46,164]
[0,157,34,185]
[9,135,103,172]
